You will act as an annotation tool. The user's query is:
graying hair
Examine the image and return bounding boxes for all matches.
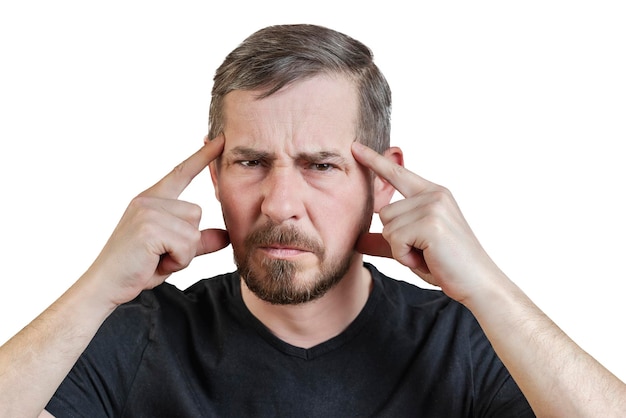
[208,24,391,153]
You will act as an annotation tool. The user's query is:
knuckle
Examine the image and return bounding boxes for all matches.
[135,221,159,242]
[434,185,454,201]
[188,203,203,222]
[177,248,194,266]
[381,225,398,243]
[180,226,202,253]
[381,225,390,240]
[126,198,153,222]
[389,163,406,182]
[378,206,392,223]
[425,188,453,211]
[129,195,151,209]
[187,228,202,246]
[435,186,452,199]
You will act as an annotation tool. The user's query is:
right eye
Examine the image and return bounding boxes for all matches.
[238,160,261,167]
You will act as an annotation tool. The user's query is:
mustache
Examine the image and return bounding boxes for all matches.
[244,222,324,256]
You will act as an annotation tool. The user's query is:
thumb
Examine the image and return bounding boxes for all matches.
[355,233,393,258]
[197,228,231,256]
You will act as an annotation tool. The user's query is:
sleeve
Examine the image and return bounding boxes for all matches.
[45,294,157,418]
[483,375,536,417]
[468,313,536,418]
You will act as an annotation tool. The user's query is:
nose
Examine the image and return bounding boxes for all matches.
[261,167,306,224]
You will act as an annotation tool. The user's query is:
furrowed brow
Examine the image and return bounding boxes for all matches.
[297,151,347,165]
[227,146,274,161]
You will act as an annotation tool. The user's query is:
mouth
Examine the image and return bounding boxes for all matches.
[244,223,324,262]
[258,244,314,259]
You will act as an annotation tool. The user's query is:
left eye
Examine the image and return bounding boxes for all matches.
[311,163,332,171]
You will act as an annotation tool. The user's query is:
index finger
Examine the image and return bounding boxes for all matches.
[351,141,429,197]
[143,134,225,198]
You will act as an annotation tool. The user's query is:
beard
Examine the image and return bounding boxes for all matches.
[233,196,374,305]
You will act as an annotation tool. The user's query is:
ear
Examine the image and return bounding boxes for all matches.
[209,161,221,202]
[373,146,404,212]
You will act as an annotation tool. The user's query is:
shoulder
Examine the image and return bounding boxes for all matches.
[150,271,238,306]
[367,263,459,311]
[366,264,533,415]
[366,263,482,339]
[149,271,239,318]
[90,271,239,346]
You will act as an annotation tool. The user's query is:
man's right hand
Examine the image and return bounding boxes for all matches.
[87,134,230,307]
[0,135,231,418]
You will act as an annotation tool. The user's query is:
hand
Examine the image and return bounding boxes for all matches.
[351,141,500,303]
[88,135,230,306]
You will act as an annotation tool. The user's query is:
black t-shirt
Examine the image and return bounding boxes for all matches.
[47,263,534,417]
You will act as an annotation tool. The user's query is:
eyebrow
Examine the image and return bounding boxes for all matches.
[296,151,347,165]
[226,146,348,164]
[226,146,274,161]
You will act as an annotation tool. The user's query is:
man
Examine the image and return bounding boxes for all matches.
[1,24,625,417]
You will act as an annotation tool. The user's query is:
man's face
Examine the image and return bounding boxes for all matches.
[211,74,373,305]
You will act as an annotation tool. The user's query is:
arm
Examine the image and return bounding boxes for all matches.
[0,136,229,418]
[466,269,625,416]
[351,141,626,416]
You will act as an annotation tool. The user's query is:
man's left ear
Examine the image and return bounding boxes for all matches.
[373,146,404,213]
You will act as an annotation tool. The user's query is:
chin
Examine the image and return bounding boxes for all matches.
[238,253,354,306]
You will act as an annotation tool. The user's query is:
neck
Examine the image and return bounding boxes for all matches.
[240,257,372,349]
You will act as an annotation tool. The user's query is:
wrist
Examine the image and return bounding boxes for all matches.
[74,266,128,315]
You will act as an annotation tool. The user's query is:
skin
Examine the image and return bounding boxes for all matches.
[0,138,230,418]
[209,74,397,346]
[0,74,624,417]
[351,141,626,416]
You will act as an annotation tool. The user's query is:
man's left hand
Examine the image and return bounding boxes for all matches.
[351,141,501,303]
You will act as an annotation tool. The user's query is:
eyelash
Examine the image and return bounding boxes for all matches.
[236,160,336,172]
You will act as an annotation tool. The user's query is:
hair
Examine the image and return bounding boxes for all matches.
[208,24,391,153]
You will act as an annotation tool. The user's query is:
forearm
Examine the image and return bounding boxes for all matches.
[0,271,117,418]
[465,272,626,417]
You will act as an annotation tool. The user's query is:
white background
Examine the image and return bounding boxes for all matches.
[1,1,624,383]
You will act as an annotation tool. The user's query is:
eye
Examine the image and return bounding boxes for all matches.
[238,160,261,168]
[310,163,334,172]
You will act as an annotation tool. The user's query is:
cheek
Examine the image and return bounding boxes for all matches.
[315,188,373,248]
[217,184,257,246]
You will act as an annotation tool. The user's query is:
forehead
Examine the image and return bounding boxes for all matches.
[222,74,359,153]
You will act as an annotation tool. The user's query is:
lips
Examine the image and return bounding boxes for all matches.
[244,223,325,258]
[258,244,312,259]
[262,243,311,252]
